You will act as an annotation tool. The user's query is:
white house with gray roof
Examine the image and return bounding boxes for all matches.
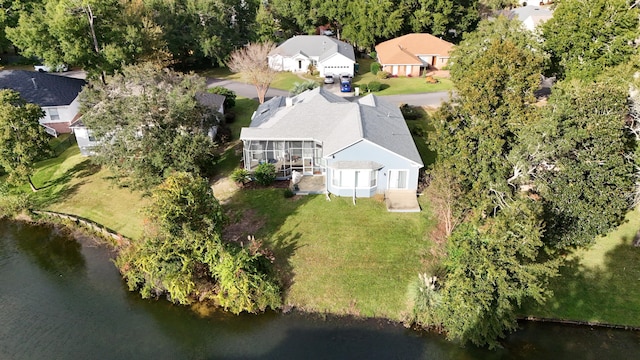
[240,87,424,211]
[0,70,85,136]
[510,5,553,32]
[268,35,356,77]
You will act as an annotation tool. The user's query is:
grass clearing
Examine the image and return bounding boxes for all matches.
[227,189,433,320]
[523,210,640,326]
[354,58,453,95]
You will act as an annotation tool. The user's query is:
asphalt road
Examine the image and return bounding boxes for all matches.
[207,77,451,107]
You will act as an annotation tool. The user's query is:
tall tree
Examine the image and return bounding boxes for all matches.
[437,198,558,349]
[542,0,639,81]
[402,0,480,43]
[514,80,636,248]
[431,16,547,212]
[341,0,405,50]
[6,0,168,81]
[79,64,220,189]
[227,41,277,104]
[0,89,50,192]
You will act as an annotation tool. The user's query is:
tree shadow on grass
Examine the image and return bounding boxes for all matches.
[35,160,102,208]
[523,237,640,327]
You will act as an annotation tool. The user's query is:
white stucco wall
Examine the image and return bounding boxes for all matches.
[318,53,355,77]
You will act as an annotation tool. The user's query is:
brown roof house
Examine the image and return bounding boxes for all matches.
[375,33,454,77]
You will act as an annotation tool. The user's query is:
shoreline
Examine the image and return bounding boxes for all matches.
[10,211,640,334]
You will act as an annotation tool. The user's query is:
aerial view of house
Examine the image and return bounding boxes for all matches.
[375,33,454,76]
[0,70,86,136]
[510,4,553,31]
[240,87,423,211]
[267,35,356,77]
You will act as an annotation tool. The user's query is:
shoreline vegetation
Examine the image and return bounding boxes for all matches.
[7,212,640,334]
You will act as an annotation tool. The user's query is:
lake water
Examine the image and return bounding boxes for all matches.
[1,219,639,359]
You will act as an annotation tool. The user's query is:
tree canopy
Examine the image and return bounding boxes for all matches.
[116,172,281,313]
[0,89,50,192]
[79,64,220,189]
[227,41,277,104]
[542,0,639,81]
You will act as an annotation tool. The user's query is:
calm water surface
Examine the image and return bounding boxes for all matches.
[1,220,639,359]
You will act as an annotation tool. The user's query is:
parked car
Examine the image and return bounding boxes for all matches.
[324,75,335,84]
[340,79,352,93]
[340,74,352,82]
[34,64,69,72]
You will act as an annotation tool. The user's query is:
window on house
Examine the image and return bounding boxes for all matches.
[49,108,60,121]
[88,131,96,142]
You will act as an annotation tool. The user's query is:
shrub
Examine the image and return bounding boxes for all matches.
[400,104,421,120]
[425,76,439,84]
[376,71,390,79]
[254,163,276,186]
[224,111,236,123]
[368,81,382,92]
[208,86,237,109]
[284,188,294,198]
[369,51,377,60]
[290,80,319,96]
[231,168,252,184]
[370,62,381,75]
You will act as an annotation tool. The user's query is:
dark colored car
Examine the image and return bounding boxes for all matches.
[340,80,352,92]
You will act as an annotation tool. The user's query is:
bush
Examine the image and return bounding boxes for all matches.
[376,71,390,79]
[208,86,237,109]
[284,188,294,198]
[224,111,236,123]
[254,163,276,186]
[368,81,382,92]
[369,51,377,60]
[400,104,421,120]
[231,168,251,184]
[425,76,439,84]
[370,62,381,75]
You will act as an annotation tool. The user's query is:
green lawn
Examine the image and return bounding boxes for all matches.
[523,211,640,326]
[6,144,149,239]
[199,67,318,92]
[227,189,433,320]
[353,58,454,95]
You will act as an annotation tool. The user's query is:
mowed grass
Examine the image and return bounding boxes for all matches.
[523,210,640,326]
[14,145,149,239]
[199,66,316,92]
[228,189,433,320]
[353,58,453,95]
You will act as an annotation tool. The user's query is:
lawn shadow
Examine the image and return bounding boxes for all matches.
[523,237,640,327]
[269,228,304,296]
[35,160,101,208]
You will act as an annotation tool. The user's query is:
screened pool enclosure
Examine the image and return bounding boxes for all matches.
[242,140,324,179]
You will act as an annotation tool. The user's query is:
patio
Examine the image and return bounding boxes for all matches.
[293,175,326,195]
[385,190,421,212]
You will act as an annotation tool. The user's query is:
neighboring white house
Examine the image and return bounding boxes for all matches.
[240,87,424,212]
[511,5,553,32]
[268,35,356,77]
[0,70,85,136]
[72,92,225,156]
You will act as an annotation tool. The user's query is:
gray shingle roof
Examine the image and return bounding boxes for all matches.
[240,88,423,166]
[510,6,553,24]
[269,35,356,62]
[195,92,225,111]
[0,70,86,107]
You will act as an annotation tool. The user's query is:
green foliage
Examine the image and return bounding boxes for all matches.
[436,199,559,349]
[231,168,252,184]
[399,104,421,120]
[0,89,50,191]
[376,71,390,79]
[208,86,237,109]
[116,172,281,312]
[254,163,276,186]
[542,0,639,81]
[406,273,444,329]
[369,51,377,60]
[367,81,382,92]
[79,64,220,189]
[289,80,319,96]
[406,0,480,42]
[370,61,381,74]
[283,187,294,198]
[0,184,33,218]
[520,80,635,248]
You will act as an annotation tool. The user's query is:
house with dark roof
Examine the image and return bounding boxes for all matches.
[268,35,356,77]
[240,87,424,211]
[375,33,454,77]
[0,70,86,136]
[71,92,225,156]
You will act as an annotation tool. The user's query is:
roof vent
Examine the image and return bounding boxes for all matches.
[30,78,38,89]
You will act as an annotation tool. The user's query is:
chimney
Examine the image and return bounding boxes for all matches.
[31,78,38,89]
[285,97,293,107]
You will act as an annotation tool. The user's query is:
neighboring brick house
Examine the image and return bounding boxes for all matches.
[375,33,454,77]
[0,70,85,136]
